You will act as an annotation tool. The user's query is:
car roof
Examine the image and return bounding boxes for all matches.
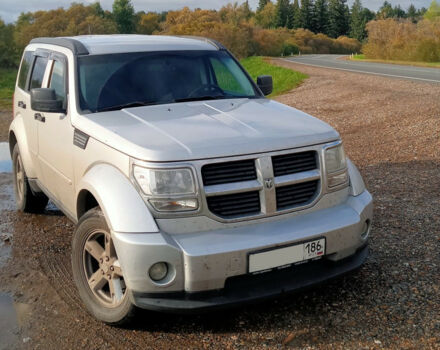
[30,35,223,56]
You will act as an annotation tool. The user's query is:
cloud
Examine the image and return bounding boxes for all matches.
[0,0,433,23]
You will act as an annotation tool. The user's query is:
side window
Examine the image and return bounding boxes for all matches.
[29,56,48,90]
[49,60,66,104]
[17,51,33,90]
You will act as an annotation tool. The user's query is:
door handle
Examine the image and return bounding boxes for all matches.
[18,101,26,109]
[34,113,45,123]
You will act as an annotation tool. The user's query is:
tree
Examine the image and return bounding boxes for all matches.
[425,0,440,20]
[0,20,18,67]
[257,0,269,12]
[407,4,418,22]
[313,0,329,34]
[377,1,394,19]
[328,0,349,38]
[137,12,160,34]
[292,0,302,28]
[275,0,291,27]
[300,0,314,31]
[350,0,366,41]
[112,0,135,33]
[256,1,277,28]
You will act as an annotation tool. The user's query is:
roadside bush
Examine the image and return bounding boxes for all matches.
[363,18,440,62]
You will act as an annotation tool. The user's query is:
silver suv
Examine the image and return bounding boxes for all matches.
[9,35,372,325]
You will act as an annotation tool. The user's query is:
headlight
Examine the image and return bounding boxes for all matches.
[133,166,198,212]
[325,144,347,173]
[325,143,348,189]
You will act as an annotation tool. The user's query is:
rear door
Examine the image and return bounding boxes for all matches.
[36,53,75,210]
[14,50,45,178]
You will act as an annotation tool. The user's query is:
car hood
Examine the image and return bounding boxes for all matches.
[76,98,339,162]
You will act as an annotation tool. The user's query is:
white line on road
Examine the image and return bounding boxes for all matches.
[281,58,440,84]
[291,55,440,74]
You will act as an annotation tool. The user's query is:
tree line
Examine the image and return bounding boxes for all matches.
[0,0,439,68]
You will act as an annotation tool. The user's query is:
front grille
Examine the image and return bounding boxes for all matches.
[201,159,257,186]
[276,180,319,210]
[272,151,317,177]
[207,191,260,218]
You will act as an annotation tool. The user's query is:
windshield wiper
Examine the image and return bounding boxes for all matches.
[96,101,157,112]
[174,95,226,103]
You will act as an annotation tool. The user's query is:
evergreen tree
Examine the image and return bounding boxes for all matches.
[240,0,253,20]
[407,4,418,22]
[286,3,296,29]
[378,1,394,18]
[112,0,135,33]
[328,0,349,38]
[300,0,314,30]
[313,0,329,34]
[292,0,302,28]
[257,0,269,12]
[275,0,291,27]
[349,0,365,41]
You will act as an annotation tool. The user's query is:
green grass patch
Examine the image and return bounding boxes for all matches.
[240,56,308,97]
[351,54,440,68]
[0,68,17,110]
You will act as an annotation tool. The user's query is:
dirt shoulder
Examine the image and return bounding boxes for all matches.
[0,111,11,142]
[0,62,439,349]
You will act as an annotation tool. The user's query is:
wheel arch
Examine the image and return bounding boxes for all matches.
[76,163,159,233]
[9,117,37,178]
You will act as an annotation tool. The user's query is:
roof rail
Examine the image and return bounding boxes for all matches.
[174,36,226,50]
[30,37,89,55]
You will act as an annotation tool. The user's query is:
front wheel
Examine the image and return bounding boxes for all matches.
[72,208,136,325]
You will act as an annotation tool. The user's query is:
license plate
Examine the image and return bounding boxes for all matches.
[248,238,326,273]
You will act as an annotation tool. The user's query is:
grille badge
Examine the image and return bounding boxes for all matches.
[264,178,274,189]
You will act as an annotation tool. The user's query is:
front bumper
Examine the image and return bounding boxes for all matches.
[112,190,373,310]
[131,244,368,313]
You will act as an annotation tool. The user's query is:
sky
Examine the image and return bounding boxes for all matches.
[0,0,433,24]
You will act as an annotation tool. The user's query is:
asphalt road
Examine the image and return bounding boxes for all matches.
[284,54,440,84]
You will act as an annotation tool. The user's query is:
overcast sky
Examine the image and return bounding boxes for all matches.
[0,0,433,23]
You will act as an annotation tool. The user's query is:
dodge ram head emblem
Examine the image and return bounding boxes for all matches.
[264,178,274,189]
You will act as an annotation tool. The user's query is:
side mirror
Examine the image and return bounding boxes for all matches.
[257,75,273,96]
[30,88,64,113]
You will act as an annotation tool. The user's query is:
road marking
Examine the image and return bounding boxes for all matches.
[282,58,440,84]
[292,55,440,74]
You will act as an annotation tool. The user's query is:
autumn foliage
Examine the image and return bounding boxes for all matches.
[363,18,440,62]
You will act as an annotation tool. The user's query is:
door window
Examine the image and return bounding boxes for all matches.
[29,56,48,90]
[17,51,33,90]
[49,60,66,104]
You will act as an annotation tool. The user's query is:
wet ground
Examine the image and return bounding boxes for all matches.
[0,63,439,349]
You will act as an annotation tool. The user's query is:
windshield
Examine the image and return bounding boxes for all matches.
[77,50,261,113]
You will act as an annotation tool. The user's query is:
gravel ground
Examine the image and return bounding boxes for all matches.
[0,60,439,349]
[0,111,11,142]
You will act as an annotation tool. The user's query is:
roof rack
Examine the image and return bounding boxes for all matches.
[174,36,226,50]
[30,37,89,55]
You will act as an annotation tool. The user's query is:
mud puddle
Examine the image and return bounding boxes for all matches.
[0,292,31,349]
[0,142,11,173]
[0,173,14,268]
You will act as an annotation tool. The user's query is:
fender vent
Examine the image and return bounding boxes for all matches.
[74,129,89,149]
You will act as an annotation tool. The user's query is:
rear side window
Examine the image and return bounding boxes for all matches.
[30,56,48,90]
[17,51,33,90]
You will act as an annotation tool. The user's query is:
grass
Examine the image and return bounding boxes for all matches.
[240,56,308,97]
[350,54,440,69]
[0,68,17,110]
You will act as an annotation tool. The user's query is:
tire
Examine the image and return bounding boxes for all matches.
[72,208,136,325]
[12,144,48,213]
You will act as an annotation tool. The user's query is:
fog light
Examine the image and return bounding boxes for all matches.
[361,220,371,240]
[149,262,168,281]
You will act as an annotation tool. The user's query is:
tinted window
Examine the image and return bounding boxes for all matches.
[78,51,259,113]
[49,60,66,104]
[30,56,48,90]
[17,51,33,90]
